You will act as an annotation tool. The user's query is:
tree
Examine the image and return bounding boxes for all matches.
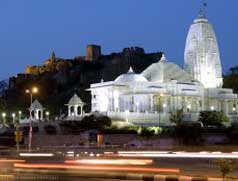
[169,109,184,126]
[80,115,111,130]
[215,159,233,180]
[96,116,111,128]
[198,111,229,127]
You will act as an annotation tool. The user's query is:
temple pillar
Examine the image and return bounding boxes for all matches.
[150,95,154,112]
[40,110,43,120]
[81,106,83,116]
[74,106,78,116]
[34,110,37,120]
[68,106,71,117]
[224,100,228,114]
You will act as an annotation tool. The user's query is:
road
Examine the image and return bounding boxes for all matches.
[1,150,238,180]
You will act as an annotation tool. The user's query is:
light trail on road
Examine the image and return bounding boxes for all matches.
[14,163,180,174]
[19,153,54,157]
[0,159,25,163]
[117,151,238,159]
[65,158,153,165]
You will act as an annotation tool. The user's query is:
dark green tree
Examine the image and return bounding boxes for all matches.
[198,111,229,127]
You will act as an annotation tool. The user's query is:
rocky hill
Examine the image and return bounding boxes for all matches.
[2,45,163,117]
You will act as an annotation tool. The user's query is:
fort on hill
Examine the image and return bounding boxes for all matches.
[4,45,162,115]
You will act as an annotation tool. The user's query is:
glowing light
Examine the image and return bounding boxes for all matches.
[113,90,119,98]
[65,159,153,165]
[14,163,180,173]
[162,104,167,108]
[187,105,191,109]
[210,106,214,111]
[45,111,50,116]
[32,87,38,93]
[233,107,236,112]
[18,111,22,115]
[1,113,6,118]
[19,153,54,157]
[12,113,16,118]
[125,110,129,114]
[117,151,238,159]
[0,159,25,163]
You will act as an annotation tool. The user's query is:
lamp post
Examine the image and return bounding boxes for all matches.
[18,111,22,121]
[233,107,237,115]
[46,111,50,121]
[210,106,215,111]
[12,113,16,125]
[26,87,38,152]
[12,113,21,153]
[1,113,6,124]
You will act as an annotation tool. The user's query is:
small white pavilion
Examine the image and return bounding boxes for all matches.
[29,99,45,121]
[65,93,85,120]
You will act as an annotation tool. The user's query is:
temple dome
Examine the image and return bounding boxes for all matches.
[67,93,84,105]
[142,54,194,83]
[115,67,148,83]
[30,99,43,110]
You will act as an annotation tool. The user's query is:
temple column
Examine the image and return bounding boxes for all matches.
[80,106,83,116]
[150,95,154,112]
[35,110,38,120]
[74,106,78,116]
[68,106,71,117]
[224,100,228,114]
[40,110,43,120]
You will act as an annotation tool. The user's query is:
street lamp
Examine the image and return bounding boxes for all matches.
[18,111,22,121]
[25,86,38,152]
[233,107,237,115]
[46,111,50,121]
[210,106,215,111]
[2,113,6,124]
[187,105,191,113]
[26,87,38,105]
[12,113,16,125]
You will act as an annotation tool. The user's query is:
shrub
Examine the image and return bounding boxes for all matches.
[198,111,229,127]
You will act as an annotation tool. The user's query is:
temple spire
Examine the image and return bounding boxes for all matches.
[198,0,207,18]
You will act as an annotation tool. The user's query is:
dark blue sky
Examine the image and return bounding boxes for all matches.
[0,0,237,79]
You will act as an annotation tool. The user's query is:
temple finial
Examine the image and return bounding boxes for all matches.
[128,66,134,73]
[160,53,167,62]
[198,0,207,18]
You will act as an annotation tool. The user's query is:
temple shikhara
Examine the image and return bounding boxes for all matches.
[89,6,238,126]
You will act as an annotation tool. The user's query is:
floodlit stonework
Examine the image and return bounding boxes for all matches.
[89,11,238,126]
[184,14,223,88]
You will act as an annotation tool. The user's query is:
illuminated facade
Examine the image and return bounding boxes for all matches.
[184,14,223,88]
[89,12,238,126]
[65,93,85,120]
